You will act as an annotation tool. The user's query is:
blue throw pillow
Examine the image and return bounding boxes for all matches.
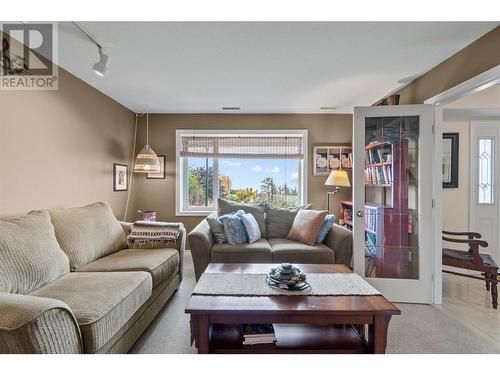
[315,214,336,244]
[221,210,248,244]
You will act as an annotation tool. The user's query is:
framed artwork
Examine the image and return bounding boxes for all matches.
[313,145,352,176]
[442,133,459,188]
[113,163,128,191]
[147,155,166,179]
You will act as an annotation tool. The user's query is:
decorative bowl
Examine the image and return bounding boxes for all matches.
[266,263,310,291]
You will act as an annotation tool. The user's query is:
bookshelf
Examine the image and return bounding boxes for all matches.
[364,140,410,279]
[338,139,411,279]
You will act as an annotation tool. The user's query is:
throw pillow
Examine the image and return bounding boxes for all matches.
[287,209,328,246]
[315,214,336,244]
[221,210,248,245]
[265,203,312,239]
[240,213,261,243]
[218,198,267,237]
[207,216,228,244]
[0,210,70,294]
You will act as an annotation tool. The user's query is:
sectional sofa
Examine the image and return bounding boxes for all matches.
[0,202,185,354]
[188,199,353,280]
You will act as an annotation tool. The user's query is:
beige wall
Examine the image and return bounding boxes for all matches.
[394,26,500,105]
[128,114,353,232]
[0,67,135,219]
[441,120,470,232]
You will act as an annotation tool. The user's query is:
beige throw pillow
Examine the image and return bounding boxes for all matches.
[0,211,70,294]
[287,209,328,246]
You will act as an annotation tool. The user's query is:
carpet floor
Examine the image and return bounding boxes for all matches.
[129,252,500,354]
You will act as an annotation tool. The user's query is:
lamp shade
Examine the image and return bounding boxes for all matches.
[325,170,350,187]
[134,145,161,172]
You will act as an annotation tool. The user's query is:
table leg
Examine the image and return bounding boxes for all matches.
[368,315,391,354]
[491,274,498,309]
[196,314,210,354]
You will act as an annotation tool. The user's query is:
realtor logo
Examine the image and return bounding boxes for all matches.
[0,22,58,90]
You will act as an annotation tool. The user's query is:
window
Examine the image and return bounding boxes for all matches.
[478,138,494,204]
[176,130,307,215]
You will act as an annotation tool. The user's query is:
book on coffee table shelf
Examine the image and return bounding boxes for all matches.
[241,324,277,346]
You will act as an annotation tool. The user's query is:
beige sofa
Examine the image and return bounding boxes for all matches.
[0,202,185,354]
[188,200,353,281]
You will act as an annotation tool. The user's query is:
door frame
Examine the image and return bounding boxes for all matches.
[353,104,435,304]
[425,64,500,304]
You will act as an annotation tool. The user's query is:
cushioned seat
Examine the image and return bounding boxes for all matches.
[76,248,179,288]
[269,238,335,263]
[211,239,272,263]
[30,271,152,354]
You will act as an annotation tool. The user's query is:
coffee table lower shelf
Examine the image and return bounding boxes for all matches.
[208,324,368,354]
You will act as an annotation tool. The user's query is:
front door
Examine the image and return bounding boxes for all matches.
[353,105,435,303]
[469,121,500,264]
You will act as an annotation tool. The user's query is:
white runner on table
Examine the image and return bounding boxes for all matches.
[192,272,380,296]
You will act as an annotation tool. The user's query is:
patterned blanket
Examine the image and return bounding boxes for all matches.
[127,220,181,249]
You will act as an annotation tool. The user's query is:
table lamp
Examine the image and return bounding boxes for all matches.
[325,170,351,212]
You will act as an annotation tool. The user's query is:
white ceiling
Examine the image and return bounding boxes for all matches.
[56,22,498,114]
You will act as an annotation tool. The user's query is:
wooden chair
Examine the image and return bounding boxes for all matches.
[442,230,498,309]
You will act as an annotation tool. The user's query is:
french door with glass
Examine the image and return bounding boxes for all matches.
[353,105,435,303]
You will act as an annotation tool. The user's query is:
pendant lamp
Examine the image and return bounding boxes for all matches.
[134,113,161,173]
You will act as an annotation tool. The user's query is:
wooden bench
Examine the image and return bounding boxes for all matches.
[442,230,498,309]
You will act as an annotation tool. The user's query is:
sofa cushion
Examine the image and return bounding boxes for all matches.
[287,209,327,246]
[76,248,179,288]
[269,238,335,264]
[49,202,128,271]
[211,239,272,263]
[0,211,69,294]
[265,205,304,239]
[218,198,267,237]
[30,271,152,354]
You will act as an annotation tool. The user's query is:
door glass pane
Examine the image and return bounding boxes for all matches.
[364,116,419,279]
[478,138,494,204]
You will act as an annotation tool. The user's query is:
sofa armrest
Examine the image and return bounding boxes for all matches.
[0,292,82,354]
[188,219,214,281]
[119,221,133,236]
[176,224,187,281]
[324,224,353,267]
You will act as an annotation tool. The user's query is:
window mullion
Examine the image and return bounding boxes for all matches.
[213,158,220,210]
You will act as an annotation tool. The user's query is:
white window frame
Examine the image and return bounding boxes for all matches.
[176,129,308,216]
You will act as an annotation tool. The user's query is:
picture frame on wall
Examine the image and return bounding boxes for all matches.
[313,144,352,176]
[113,163,128,191]
[147,155,166,179]
[442,133,459,188]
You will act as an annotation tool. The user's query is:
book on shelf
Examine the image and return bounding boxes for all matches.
[364,165,392,185]
[241,324,276,345]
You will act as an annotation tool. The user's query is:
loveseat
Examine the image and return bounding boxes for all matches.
[188,199,352,280]
[0,202,185,354]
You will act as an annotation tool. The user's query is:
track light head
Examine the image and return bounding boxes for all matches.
[92,50,110,77]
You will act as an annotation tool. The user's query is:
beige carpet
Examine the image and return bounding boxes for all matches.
[129,252,500,354]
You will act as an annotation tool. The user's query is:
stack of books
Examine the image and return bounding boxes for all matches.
[241,324,277,346]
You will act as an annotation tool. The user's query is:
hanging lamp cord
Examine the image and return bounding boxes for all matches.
[123,114,139,221]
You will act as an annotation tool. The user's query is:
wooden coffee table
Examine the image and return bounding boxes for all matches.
[185,263,400,354]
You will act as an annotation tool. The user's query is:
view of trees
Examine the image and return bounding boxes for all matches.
[188,164,299,208]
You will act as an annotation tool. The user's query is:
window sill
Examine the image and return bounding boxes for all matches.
[176,210,215,217]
